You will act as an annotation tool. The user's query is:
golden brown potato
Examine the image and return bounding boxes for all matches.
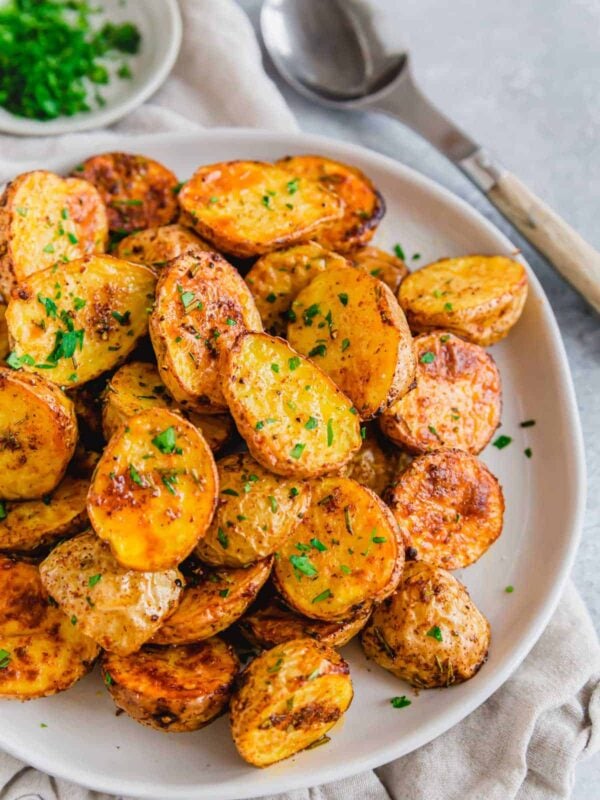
[379,332,501,454]
[0,306,9,359]
[195,453,312,568]
[287,266,416,419]
[188,412,234,454]
[74,152,179,233]
[0,170,108,296]
[245,242,349,336]
[222,332,361,478]
[276,155,384,253]
[341,426,409,496]
[150,250,263,414]
[274,477,403,621]
[0,556,99,699]
[398,255,528,346]
[0,368,77,500]
[178,160,343,258]
[350,246,408,295]
[5,254,156,388]
[361,561,490,688]
[87,408,218,572]
[115,224,212,268]
[39,531,183,655]
[231,637,353,767]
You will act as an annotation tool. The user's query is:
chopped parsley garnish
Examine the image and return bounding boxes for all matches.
[338,293,349,306]
[219,588,230,598]
[129,464,144,486]
[289,554,317,577]
[6,351,33,369]
[0,502,6,521]
[151,426,182,455]
[393,243,406,260]
[111,309,131,326]
[305,416,318,430]
[226,318,237,326]
[37,293,57,317]
[340,564,351,575]
[505,585,515,593]
[426,625,443,642]
[440,334,450,343]
[341,338,350,352]
[327,419,334,446]
[266,292,277,303]
[311,588,332,603]
[372,534,387,544]
[268,657,284,673]
[524,447,532,458]
[67,232,78,245]
[308,344,326,358]
[288,356,301,371]
[255,420,265,430]
[88,574,102,588]
[43,243,55,254]
[271,362,280,373]
[493,435,512,449]
[162,473,178,495]
[289,487,299,498]
[290,443,305,459]
[360,426,367,440]
[104,672,114,686]
[444,302,453,312]
[412,253,421,261]
[221,488,239,496]
[520,419,536,427]
[428,425,439,438]
[70,615,77,626]
[0,649,11,669]
[302,303,320,326]
[268,495,278,513]
[217,528,229,549]
[262,195,272,209]
[73,297,86,310]
[310,537,327,552]
[390,696,412,709]
[420,351,435,364]
[177,285,196,309]
[286,178,300,194]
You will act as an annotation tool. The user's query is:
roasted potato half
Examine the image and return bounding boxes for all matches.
[222,332,361,478]
[195,453,311,568]
[150,250,263,414]
[287,266,415,419]
[39,531,183,655]
[0,556,99,699]
[6,254,156,387]
[361,560,490,688]
[341,425,410,497]
[0,306,9,360]
[398,255,528,346]
[0,170,108,296]
[69,377,106,447]
[379,332,501,454]
[0,367,77,500]
[87,408,218,572]
[350,246,408,295]
[274,477,403,621]
[276,155,384,253]
[115,224,212,268]
[178,160,343,258]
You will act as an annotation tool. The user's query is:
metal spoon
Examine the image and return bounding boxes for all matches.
[261,0,600,312]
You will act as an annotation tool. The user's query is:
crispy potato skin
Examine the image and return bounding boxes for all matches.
[0,170,108,296]
[87,408,218,572]
[385,449,504,570]
[341,426,409,496]
[398,255,528,346]
[379,332,501,454]
[287,266,416,419]
[6,254,157,387]
[222,332,361,478]
[187,412,233,454]
[276,155,384,253]
[0,305,9,359]
[0,557,99,699]
[350,246,408,295]
[274,477,404,621]
[0,368,77,500]
[195,453,312,568]
[231,637,353,767]
[150,251,263,413]
[178,160,343,257]
[361,561,490,688]
[39,531,183,655]
[115,224,212,268]
[102,638,238,732]
[74,153,179,233]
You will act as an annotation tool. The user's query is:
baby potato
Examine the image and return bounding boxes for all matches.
[178,160,343,257]
[361,560,490,688]
[287,266,416,419]
[398,255,528,346]
[385,449,504,570]
[39,531,183,655]
[274,477,403,621]
[195,453,312,568]
[149,250,263,414]
[379,332,501,454]
[68,446,101,480]
[0,306,9,359]
[87,408,218,572]
[0,367,77,500]
[6,254,156,387]
[115,224,212,268]
[0,556,99,699]
[341,425,409,497]
[102,638,238,732]
[277,155,384,253]
[222,332,361,478]
[350,246,408,295]
[188,412,234,454]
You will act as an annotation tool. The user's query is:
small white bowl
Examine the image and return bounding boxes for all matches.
[0,0,182,136]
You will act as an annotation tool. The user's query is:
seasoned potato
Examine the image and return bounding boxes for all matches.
[399,255,528,346]
[341,426,409,496]
[361,561,490,688]
[245,242,349,336]
[102,638,238,732]
[6,254,156,387]
[350,246,408,295]
[287,266,416,419]
[69,375,106,450]
[39,531,183,655]
[178,160,343,258]
[231,637,353,767]
[150,251,263,414]
[74,152,179,233]
[0,368,77,499]
[188,412,234,454]
[195,453,312,568]
[276,155,384,253]
[152,556,273,645]
[0,305,9,359]
[0,557,99,699]
[115,224,212,268]
[274,477,403,621]
[222,332,361,478]
[380,332,501,454]
[68,446,101,479]
[0,170,108,296]
[87,408,218,572]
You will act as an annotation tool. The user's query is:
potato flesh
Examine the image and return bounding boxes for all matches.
[351,246,408,295]
[116,224,212,268]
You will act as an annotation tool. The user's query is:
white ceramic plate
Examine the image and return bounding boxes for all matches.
[0,0,181,136]
[0,130,585,800]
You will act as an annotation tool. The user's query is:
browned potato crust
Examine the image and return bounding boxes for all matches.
[68,446,101,479]
[188,412,234,454]
[70,381,104,442]
[102,638,238,732]
[361,561,490,688]
[379,332,501,454]
[0,306,9,359]
[350,246,408,294]
[341,425,409,496]
[115,224,212,268]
